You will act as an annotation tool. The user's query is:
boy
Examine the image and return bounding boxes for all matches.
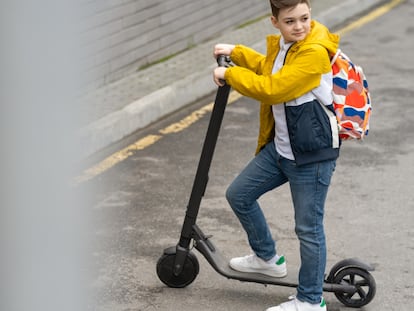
[213,1,340,310]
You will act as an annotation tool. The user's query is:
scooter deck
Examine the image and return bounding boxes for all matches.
[194,236,357,293]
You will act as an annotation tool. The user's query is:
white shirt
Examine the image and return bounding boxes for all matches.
[271,38,295,160]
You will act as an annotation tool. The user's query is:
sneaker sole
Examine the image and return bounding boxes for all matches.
[229,262,287,278]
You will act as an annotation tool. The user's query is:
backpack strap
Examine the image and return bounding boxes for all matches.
[330,49,341,66]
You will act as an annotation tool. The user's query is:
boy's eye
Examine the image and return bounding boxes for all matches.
[285,16,309,25]
[285,16,309,24]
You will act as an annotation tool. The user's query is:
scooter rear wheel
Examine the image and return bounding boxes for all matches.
[156,250,199,288]
[333,267,376,307]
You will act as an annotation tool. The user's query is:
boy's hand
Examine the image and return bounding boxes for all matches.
[213,43,234,86]
[214,44,235,58]
[213,67,227,87]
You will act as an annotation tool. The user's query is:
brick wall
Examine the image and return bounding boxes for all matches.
[80,0,270,91]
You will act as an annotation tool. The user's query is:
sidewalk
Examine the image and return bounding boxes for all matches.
[78,0,384,159]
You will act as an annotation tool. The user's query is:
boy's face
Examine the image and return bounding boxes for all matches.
[271,3,311,43]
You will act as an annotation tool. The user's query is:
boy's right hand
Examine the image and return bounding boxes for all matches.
[214,44,235,58]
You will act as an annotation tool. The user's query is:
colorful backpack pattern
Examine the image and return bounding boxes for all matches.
[331,49,372,140]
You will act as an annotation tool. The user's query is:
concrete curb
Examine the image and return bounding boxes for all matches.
[79,0,383,159]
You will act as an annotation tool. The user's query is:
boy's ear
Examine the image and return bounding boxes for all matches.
[270,15,279,29]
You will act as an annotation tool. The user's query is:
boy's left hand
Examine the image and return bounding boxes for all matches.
[213,67,227,87]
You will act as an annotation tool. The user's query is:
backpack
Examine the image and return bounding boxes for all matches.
[330,49,372,140]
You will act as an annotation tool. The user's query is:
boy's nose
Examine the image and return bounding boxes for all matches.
[294,21,302,29]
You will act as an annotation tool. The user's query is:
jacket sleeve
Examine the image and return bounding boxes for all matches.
[230,45,266,74]
[225,45,331,105]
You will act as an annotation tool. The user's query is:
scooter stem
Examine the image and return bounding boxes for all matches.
[178,84,230,249]
[174,57,231,275]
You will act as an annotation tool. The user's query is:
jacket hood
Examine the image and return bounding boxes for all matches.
[304,20,340,55]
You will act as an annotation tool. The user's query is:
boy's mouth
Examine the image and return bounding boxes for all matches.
[292,31,304,36]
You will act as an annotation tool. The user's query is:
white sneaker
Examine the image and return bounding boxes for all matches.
[229,254,287,278]
[266,296,327,311]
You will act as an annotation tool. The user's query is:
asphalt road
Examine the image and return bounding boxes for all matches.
[83,1,414,310]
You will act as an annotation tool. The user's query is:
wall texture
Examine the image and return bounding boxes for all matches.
[80,0,270,91]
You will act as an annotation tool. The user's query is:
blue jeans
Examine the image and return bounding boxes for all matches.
[226,141,336,304]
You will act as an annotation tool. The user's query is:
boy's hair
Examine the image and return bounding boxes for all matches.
[269,0,311,19]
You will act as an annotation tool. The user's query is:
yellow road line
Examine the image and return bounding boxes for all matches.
[159,91,242,135]
[337,0,404,35]
[159,102,214,135]
[74,134,162,184]
[74,0,400,184]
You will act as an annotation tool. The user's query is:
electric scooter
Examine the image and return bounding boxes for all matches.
[156,56,376,308]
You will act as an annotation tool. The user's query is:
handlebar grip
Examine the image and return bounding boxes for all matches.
[217,55,228,67]
[216,55,230,86]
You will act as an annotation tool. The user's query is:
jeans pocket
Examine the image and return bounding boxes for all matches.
[317,160,336,186]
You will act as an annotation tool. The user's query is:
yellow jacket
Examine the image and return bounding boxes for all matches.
[225,20,339,155]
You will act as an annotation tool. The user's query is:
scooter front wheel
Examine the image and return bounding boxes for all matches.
[333,267,376,307]
[156,249,199,288]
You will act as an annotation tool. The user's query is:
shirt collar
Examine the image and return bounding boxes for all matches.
[279,37,294,51]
